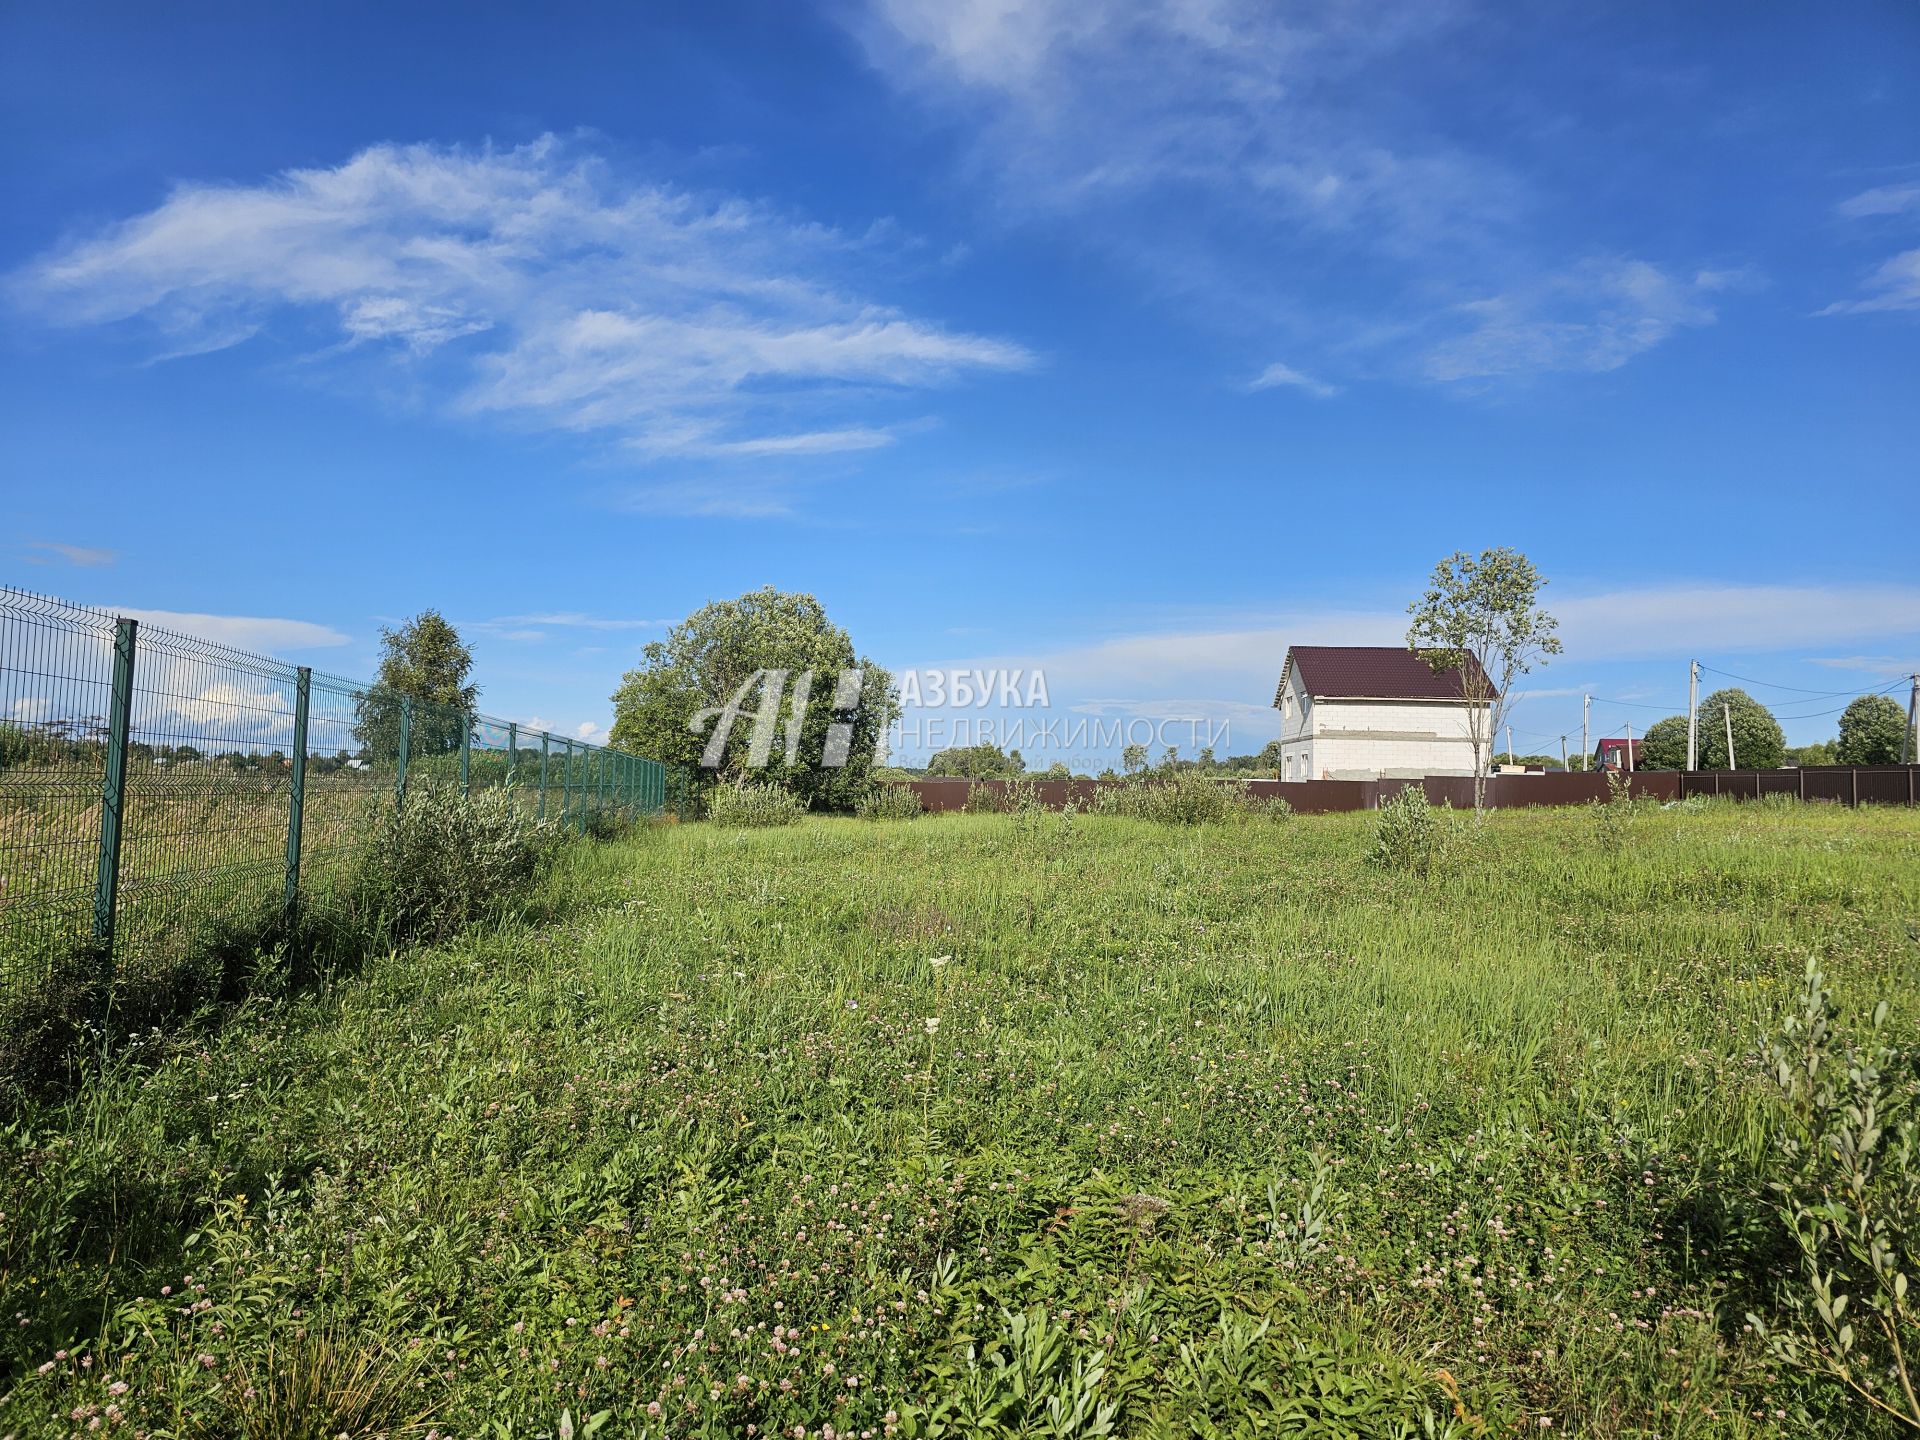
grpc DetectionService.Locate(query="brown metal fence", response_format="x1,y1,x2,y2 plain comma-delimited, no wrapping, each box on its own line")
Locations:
908,767,1918,814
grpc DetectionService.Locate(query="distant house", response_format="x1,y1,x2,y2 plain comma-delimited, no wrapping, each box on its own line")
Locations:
1594,738,1641,770
1272,645,1496,781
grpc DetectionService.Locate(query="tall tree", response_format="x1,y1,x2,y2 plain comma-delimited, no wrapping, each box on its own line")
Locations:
609,586,896,811
1638,715,1690,771
1696,688,1785,770
1835,693,1910,765
354,609,478,762
1406,547,1562,811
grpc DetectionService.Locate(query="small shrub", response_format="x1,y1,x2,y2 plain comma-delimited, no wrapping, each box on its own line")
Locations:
1095,773,1244,825
1243,793,1294,823
1749,959,1920,1429
1371,784,1441,875
963,783,1007,814
856,781,925,821
354,782,562,944
1592,770,1639,851
707,779,808,828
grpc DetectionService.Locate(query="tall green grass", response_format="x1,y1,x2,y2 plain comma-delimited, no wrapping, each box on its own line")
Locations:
5,802,1919,1436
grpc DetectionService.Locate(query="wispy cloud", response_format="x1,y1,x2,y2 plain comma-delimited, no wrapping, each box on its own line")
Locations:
1823,178,1920,316
12,136,1032,465
1248,362,1339,399
1821,249,1920,316
905,582,1920,719
24,540,117,567
850,0,1723,386
1837,182,1920,220
1419,259,1719,383
112,607,351,652
466,611,667,643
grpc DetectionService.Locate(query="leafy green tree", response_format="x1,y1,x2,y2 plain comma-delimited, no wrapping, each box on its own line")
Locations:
1697,688,1785,770
609,586,896,812
1785,741,1838,767
1835,693,1911,766
1121,743,1148,775
1637,715,1690,771
1406,547,1562,810
925,742,1025,779
355,610,478,763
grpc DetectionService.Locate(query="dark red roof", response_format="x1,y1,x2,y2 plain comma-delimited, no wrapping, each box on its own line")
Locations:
1273,646,1497,704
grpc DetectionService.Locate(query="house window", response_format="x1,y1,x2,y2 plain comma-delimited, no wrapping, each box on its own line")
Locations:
1283,755,1293,779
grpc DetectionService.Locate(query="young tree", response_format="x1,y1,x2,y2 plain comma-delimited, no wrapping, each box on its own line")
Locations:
1835,693,1910,765
1638,715,1690,771
1406,547,1562,811
609,586,896,811
1696,688,1785,770
1120,743,1148,775
354,609,478,762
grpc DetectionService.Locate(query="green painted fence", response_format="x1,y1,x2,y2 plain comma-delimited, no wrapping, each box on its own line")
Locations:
0,584,675,996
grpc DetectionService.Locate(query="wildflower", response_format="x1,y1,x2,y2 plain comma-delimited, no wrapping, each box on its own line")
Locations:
923,1017,941,1036
929,955,951,970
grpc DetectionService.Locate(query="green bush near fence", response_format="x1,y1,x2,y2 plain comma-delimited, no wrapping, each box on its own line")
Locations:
707,779,809,828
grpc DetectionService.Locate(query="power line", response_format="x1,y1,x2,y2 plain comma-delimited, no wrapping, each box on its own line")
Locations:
1696,663,1899,699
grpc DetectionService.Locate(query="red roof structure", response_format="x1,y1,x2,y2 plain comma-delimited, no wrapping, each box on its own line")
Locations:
1273,645,1497,705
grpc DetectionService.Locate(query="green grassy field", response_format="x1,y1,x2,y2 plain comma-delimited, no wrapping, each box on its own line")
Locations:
6,801,1920,1437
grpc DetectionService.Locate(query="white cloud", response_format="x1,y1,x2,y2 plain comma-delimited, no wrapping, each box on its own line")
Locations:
1820,248,1920,316
470,611,664,636
25,540,117,567
112,607,350,652
1823,179,1920,316
897,582,1920,730
1809,654,1920,677
14,136,1032,462
1837,182,1920,220
1248,362,1339,398
850,0,1716,385
1419,260,1718,383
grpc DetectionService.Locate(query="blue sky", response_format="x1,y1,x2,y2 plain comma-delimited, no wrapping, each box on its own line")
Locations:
3,1,1917,765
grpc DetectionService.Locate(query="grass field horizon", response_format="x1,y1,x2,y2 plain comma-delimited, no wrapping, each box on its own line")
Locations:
7,800,1920,1437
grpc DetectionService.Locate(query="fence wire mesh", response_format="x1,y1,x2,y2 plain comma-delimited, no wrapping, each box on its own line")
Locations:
1,585,672,998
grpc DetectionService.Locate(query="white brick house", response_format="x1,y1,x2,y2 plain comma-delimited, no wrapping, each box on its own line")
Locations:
1272,646,1495,781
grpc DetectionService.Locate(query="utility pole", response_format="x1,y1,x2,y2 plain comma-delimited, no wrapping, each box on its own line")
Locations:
1625,720,1635,772
1506,725,1514,766
1582,694,1591,773
1724,702,1737,771
1560,734,1569,771
1899,672,1920,766
1686,660,1699,771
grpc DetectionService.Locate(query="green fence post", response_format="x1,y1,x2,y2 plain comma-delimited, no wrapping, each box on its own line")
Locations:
460,713,472,796
92,616,138,956
563,739,574,829
507,721,518,794
284,666,310,929
396,695,413,809
539,733,550,821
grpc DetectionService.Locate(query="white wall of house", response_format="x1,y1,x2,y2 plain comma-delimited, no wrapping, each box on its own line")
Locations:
1276,671,1486,780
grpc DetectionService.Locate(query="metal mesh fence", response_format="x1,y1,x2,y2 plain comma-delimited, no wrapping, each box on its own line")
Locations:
1,585,673,998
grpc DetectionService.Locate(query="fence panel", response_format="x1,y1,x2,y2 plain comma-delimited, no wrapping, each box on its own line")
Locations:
1,585,674,1005
0,593,117,990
